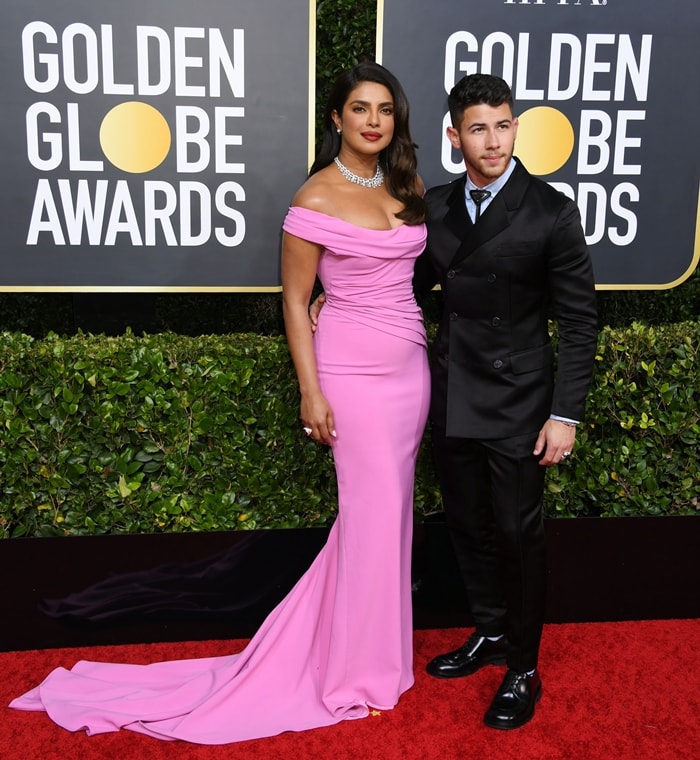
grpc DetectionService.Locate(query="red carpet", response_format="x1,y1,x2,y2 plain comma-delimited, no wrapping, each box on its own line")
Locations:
2,620,698,759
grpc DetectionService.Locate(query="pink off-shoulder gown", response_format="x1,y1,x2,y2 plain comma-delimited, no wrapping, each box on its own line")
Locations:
9,206,431,745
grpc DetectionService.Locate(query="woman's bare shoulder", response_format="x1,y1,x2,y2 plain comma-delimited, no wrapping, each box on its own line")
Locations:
291,167,339,214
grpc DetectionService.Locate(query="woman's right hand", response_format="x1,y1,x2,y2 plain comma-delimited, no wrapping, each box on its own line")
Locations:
301,390,336,445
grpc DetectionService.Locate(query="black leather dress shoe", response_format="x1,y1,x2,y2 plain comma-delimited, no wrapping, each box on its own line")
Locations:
484,669,542,729
426,633,508,679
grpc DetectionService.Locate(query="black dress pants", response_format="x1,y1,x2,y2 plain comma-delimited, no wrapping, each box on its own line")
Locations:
432,425,547,673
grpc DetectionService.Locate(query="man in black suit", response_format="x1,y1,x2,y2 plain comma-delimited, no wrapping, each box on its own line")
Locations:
414,73,598,729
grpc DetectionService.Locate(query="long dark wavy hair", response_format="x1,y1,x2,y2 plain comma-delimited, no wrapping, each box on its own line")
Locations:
310,61,426,225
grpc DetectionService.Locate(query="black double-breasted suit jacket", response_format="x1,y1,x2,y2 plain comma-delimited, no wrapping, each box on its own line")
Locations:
414,158,599,440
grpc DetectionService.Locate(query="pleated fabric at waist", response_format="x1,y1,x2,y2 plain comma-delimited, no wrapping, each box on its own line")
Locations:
321,299,427,348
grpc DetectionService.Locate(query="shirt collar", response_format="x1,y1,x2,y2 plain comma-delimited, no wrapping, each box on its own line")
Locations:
465,157,517,200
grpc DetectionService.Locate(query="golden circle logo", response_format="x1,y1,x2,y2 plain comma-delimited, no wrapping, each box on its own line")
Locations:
99,102,171,173
516,106,575,176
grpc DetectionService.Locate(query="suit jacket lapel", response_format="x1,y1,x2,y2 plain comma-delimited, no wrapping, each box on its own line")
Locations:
443,176,471,241
442,177,479,270
449,159,531,268
494,157,530,219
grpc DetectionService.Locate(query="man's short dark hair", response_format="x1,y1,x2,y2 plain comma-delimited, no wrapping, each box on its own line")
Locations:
448,73,514,127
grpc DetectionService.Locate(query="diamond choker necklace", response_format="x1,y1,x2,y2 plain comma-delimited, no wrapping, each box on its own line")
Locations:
334,156,384,189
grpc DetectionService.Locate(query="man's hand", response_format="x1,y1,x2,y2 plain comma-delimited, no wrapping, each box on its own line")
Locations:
308,293,326,333
533,419,577,466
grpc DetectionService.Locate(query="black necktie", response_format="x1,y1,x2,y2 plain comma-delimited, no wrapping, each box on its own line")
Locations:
470,189,491,222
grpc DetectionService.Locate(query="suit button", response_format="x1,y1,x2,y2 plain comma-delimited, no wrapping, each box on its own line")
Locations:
493,359,503,369
487,273,497,283
447,269,456,279
491,317,501,327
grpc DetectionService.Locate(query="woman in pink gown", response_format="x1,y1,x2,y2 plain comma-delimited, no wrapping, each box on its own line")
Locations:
10,62,430,745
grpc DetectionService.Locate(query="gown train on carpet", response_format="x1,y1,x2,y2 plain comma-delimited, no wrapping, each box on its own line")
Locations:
10,206,431,745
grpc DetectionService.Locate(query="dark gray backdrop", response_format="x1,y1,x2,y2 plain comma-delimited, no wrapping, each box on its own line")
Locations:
0,0,312,289
380,0,700,288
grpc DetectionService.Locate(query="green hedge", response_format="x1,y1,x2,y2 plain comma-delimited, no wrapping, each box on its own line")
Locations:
1,322,698,538
549,322,699,517
0,332,336,538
